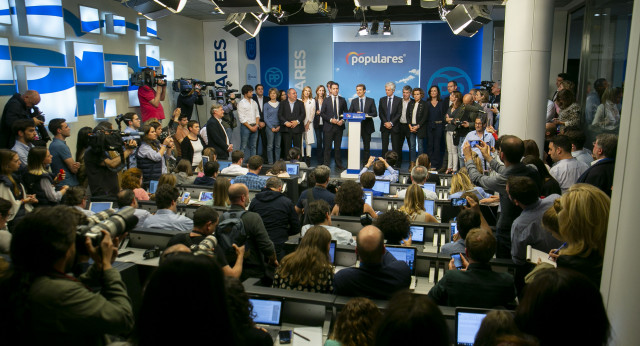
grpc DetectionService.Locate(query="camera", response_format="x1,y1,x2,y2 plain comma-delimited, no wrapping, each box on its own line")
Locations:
208,81,239,104
131,68,166,88
475,81,494,90
172,78,217,96
76,207,139,253
88,129,139,152
144,246,161,259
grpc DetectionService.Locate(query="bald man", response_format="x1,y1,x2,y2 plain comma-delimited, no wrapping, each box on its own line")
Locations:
227,183,278,282
334,225,411,299
1,90,48,148
278,88,305,152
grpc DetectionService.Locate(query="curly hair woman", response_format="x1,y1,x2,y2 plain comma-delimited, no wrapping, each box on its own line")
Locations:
326,297,382,346
331,180,377,219
121,168,149,201
272,226,334,293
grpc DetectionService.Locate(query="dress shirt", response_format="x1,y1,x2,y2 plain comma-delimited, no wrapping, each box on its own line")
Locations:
571,148,593,166
117,207,150,230
396,186,438,200
12,140,33,166
220,163,248,176
137,142,171,174
549,158,589,193
142,209,193,232
462,130,496,170
238,98,259,125
301,224,356,246
359,166,399,183
400,99,410,123
74,205,95,218
511,195,564,265
123,126,140,141
234,172,268,190
334,251,411,299
440,239,466,257
216,117,230,145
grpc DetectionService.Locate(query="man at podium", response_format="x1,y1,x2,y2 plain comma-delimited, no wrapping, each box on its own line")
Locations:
348,84,377,165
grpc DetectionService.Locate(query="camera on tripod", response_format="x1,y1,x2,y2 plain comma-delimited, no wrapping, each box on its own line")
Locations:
171,78,216,96
131,67,166,88
76,207,138,254
88,128,139,152
475,81,495,90
209,81,239,105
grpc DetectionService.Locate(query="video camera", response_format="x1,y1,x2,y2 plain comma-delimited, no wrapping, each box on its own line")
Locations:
474,81,495,90
171,78,217,97
76,207,138,255
209,81,239,105
88,128,140,152
131,67,167,88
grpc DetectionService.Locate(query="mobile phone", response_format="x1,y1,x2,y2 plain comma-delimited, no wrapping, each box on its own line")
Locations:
451,253,464,270
180,192,190,203
450,222,458,242
469,140,480,147
202,156,209,165
279,330,292,344
451,197,468,207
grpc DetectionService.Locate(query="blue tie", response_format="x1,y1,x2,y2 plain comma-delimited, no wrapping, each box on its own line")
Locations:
387,97,392,118
360,98,364,112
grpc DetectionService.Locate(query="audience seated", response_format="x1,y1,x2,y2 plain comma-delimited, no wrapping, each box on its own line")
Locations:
166,205,244,277
374,290,449,346
577,133,617,197
266,159,290,178
384,150,400,171
193,161,219,186
334,226,411,299
332,180,377,219
116,189,150,229
515,268,611,345
221,150,248,176
373,209,410,246
272,226,334,293
211,177,231,207
548,135,589,193
521,155,562,197
0,206,134,344
62,186,94,217
131,253,237,345
326,297,381,346
227,183,277,282
440,208,481,257
300,200,356,246
249,177,301,260
142,184,193,232
0,198,11,252
157,172,177,188
174,159,196,185
120,167,149,201
360,171,383,197
234,155,268,190
474,310,534,346
428,228,517,309
287,147,308,169
398,185,438,223
225,278,273,346
449,167,491,200
396,165,438,200
296,165,335,221
359,156,399,183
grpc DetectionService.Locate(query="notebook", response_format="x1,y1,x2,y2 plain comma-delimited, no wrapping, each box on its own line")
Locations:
386,245,418,290
199,191,213,202
285,163,299,176
424,200,435,215
455,308,490,346
526,245,557,267
89,202,112,213
149,180,158,194
363,191,373,207
250,298,283,341
372,180,390,194
409,225,424,243
218,160,232,171
329,240,337,265
423,183,436,193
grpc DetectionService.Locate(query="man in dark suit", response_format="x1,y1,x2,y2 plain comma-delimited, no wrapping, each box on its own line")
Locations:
206,103,233,159
577,133,617,197
443,81,458,108
348,84,377,164
252,84,270,162
278,88,305,152
378,82,403,168
321,82,348,170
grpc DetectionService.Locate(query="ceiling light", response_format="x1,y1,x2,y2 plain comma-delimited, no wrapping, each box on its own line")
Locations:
420,0,439,9
370,20,379,34
152,0,187,13
370,6,387,11
304,0,320,14
358,21,369,36
223,12,267,40
383,19,392,35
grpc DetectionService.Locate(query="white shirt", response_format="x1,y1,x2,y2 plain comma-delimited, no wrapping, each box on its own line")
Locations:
400,99,410,123
411,101,420,124
237,98,259,125
301,224,356,246
191,137,203,166
549,158,589,193
397,186,438,200
217,117,230,145
221,163,248,176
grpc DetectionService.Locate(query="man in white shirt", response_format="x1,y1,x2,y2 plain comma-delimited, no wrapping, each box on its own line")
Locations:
237,85,260,159
397,85,412,161
548,135,589,193
396,165,438,200
300,199,356,246
563,126,593,166
220,150,249,176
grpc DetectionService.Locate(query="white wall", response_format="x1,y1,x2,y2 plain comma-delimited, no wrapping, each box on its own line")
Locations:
548,9,569,97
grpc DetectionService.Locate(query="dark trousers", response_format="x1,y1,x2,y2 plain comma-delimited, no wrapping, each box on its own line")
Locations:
399,124,411,161
427,126,444,168
390,131,402,168
361,131,372,163
381,129,392,158
282,132,302,152
258,126,268,161
314,127,324,160
323,130,343,166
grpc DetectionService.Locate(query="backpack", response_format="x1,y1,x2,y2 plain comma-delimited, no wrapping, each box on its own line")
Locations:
215,210,248,264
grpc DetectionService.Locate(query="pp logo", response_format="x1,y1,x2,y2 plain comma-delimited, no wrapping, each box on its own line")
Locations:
264,67,283,87
427,67,472,96
245,38,257,60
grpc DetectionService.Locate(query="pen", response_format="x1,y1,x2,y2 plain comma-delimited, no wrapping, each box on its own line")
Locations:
549,242,567,259
293,331,310,342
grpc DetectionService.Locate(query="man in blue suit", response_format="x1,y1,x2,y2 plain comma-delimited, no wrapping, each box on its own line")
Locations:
378,82,403,168
349,84,377,165
321,82,348,171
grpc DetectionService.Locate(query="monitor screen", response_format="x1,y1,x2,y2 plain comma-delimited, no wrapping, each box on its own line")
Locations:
249,299,282,325
363,191,373,207
90,202,112,213
385,246,416,273
199,191,213,202
424,200,435,215
409,225,424,243
372,180,390,194
423,183,436,193
456,310,488,345
285,163,299,176
329,240,336,264
149,180,158,194
218,161,232,171
450,222,458,242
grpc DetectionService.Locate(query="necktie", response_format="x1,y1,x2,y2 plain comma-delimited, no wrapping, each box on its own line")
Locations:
360,98,364,113
387,97,392,117
333,97,338,119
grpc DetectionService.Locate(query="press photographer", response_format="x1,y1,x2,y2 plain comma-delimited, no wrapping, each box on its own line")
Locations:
174,78,204,120
133,68,167,122
0,90,50,149
84,126,137,197
0,205,135,345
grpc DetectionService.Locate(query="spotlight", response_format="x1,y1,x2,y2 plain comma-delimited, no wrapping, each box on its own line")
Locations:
223,12,267,40
382,19,392,35
358,21,369,36
152,0,187,13
444,4,491,37
370,20,379,34
304,0,320,14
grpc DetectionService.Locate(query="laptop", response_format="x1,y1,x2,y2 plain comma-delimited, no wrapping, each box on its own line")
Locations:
363,191,373,207
249,298,284,341
89,202,113,213
285,163,299,176
218,160,232,171
423,183,436,193
450,222,458,243
455,307,490,346
149,180,158,194
199,191,213,202
424,200,435,215
408,225,424,244
329,240,337,265
372,180,390,195
385,245,418,290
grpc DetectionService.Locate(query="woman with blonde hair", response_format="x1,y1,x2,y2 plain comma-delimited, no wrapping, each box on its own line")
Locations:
399,184,438,223
121,168,149,201
449,168,491,199
326,297,382,346
314,85,327,160
272,226,334,293
301,85,316,165
212,177,231,207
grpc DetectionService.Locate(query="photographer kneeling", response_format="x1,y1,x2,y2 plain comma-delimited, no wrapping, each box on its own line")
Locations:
0,206,134,345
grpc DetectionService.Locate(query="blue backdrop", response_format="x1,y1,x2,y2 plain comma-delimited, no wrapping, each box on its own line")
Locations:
259,26,289,92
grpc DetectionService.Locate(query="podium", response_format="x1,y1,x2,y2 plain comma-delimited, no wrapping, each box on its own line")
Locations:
341,112,366,178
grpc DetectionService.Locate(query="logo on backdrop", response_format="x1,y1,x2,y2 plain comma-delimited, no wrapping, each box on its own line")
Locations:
345,51,405,66
246,38,256,60
427,67,471,96
264,67,283,87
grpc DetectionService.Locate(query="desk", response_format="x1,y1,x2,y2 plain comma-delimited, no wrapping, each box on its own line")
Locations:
116,247,160,267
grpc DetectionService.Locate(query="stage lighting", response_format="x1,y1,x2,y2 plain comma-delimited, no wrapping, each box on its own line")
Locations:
223,12,267,40
370,20,379,34
304,0,320,14
382,19,392,35
445,4,491,37
152,0,187,13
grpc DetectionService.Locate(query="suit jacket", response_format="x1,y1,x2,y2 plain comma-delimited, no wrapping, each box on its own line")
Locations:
577,158,615,197
406,100,428,138
378,95,403,133
321,95,348,133
206,116,229,158
252,94,269,121
278,99,306,133
348,97,377,134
